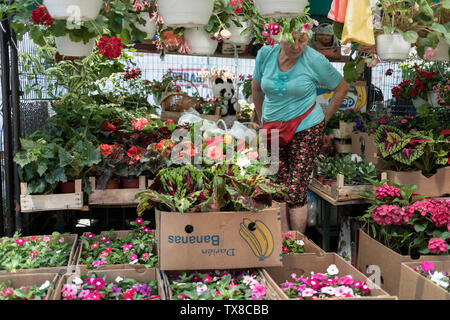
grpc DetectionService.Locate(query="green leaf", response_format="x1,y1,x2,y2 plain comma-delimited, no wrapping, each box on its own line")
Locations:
414,223,426,233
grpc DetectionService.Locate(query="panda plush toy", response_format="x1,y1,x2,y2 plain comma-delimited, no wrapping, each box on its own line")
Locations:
212,77,240,127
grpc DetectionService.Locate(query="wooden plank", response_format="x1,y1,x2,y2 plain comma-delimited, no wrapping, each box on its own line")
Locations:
88,177,147,206
310,177,373,203
309,184,369,206
20,179,84,212
20,193,83,213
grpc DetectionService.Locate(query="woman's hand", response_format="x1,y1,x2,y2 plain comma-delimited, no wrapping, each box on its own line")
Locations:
324,78,351,124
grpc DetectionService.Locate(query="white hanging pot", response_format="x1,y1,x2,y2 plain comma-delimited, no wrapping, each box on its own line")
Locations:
427,91,440,107
125,12,157,40
184,27,218,56
411,96,428,109
428,38,449,61
254,0,308,18
376,33,411,61
158,0,214,28
43,0,103,21
55,35,95,57
224,17,252,45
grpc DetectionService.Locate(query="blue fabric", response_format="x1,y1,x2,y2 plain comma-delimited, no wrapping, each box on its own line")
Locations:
253,44,342,132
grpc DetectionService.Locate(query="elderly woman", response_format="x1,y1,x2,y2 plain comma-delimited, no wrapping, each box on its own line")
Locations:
252,31,350,233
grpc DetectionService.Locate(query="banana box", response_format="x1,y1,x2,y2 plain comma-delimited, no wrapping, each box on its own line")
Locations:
155,203,282,270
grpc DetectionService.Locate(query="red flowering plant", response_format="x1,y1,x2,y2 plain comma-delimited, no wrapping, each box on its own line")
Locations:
60,272,160,300
78,218,158,270
281,264,371,299
392,64,448,102
359,180,450,256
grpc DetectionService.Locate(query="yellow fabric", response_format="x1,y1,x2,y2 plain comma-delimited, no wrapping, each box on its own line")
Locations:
327,0,349,23
341,0,375,46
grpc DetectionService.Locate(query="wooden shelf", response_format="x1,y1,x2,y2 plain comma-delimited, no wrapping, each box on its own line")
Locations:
132,43,349,63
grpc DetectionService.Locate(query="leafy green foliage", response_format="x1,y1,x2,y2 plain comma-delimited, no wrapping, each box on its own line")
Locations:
317,154,377,185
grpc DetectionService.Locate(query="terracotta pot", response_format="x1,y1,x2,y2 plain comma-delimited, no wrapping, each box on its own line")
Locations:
122,178,140,189
60,181,75,194
96,179,121,190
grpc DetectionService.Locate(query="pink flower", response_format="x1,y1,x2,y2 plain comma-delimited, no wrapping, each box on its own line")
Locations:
100,236,108,242
282,233,293,239
105,246,112,252
420,261,435,273
62,284,78,298
423,47,436,60
379,118,386,124
15,238,26,245
91,243,99,249
92,259,107,268
129,254,138,261
375,185,401,200
338,275,354,286
135,218,143,224
42,236,50,242
104,240,112,245
248,151,259,160
29,251,39,259
99,251,109,258
2,288,13,297
428,238,448,254
82,290,104,300
139,225,146,230
86,233,95,239
132,118,149,131
93,278,105,290
249,282,266,299
142,253,149,260
144,228,150,233
282,246,289,253
371,205,406,226
203,274,213,283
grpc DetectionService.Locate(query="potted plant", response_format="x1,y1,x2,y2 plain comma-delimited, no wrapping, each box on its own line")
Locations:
43,0,103,21
183,27,218,55
148,71,185,105
253,0,308,18
157,0,215,28
391,63,449,108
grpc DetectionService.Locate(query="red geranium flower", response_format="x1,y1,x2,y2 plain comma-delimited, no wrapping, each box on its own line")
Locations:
104,123,117,131
127,145,138,158
31,5,53,26
97,36,124,60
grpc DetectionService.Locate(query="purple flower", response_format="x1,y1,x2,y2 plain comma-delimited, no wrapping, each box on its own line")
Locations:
111,286,122,294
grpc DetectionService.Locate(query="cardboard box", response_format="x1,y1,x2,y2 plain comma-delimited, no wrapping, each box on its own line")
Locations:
0,234,78,275
0,273,59,300
399,259,450,300
356,229,449,296
156,203,282,270
53,267,166,300
162,268,281,300
317,81,368,112
284,231,325,255
351,132,379,166
74,230,158,270
383,166,450,198
262,253,395,300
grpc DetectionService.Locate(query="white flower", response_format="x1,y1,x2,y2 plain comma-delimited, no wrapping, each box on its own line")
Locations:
320,286,335,295
39,280,50,291
115,276,123,283
327,264,339,276
302,288,316,297
351,154,363,163
72,277,83,285
243,275,258,286
129,259,138,265
431,271,445,282
196,284,208,296
296,240,304,246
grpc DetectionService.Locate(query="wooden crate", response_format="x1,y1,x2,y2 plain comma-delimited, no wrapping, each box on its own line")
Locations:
88,176,147,206
310,173,374,202
20,180,83,213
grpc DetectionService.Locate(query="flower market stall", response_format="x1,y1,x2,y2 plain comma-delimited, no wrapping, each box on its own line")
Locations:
0,0,448,307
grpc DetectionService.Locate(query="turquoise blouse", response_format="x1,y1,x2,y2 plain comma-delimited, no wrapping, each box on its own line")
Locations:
253,44,342,132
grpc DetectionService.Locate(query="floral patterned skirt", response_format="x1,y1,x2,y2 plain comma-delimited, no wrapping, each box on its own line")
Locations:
275,121,324,208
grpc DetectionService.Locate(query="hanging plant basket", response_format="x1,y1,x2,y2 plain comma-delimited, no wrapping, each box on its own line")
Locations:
55,35,95,57
253,0,308,18
224,17,252,45
43,0,103,21
428,38,449,62
427,91,440,107
158,0,214,28
184,27,218,56
376,33,411,61
126,12,157,40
